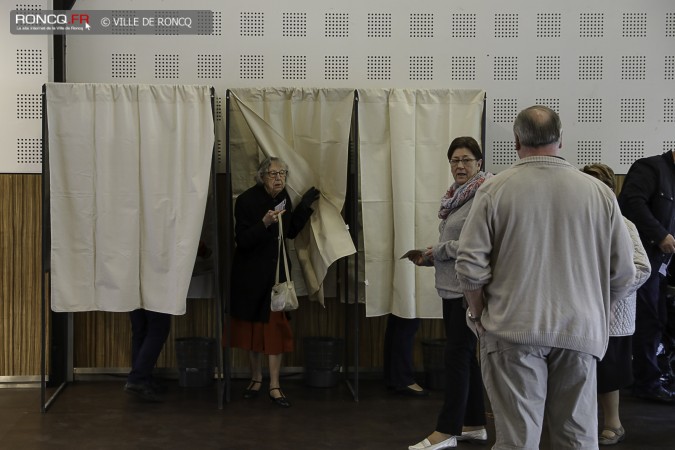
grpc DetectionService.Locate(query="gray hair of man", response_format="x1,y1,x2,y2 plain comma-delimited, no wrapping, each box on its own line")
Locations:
513,105,562,148
255,156,289,184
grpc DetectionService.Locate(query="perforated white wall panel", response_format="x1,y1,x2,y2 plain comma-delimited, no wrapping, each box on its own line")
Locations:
0,1,50,173
58,0,675,173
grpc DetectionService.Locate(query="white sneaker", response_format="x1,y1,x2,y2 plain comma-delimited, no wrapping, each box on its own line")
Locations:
408,436,457,450
456,428,488,442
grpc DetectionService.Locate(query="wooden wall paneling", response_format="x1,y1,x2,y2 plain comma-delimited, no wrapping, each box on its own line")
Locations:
73,311,131,368
1,175,13,374
73,298,219,370
0,174,42,376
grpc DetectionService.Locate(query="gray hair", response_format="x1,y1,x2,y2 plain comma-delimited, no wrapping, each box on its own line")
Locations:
255,156,289,184
513,105,562,148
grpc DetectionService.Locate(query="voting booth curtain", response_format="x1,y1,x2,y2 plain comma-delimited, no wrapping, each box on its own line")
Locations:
229,88,357,304
46,84,482,319
46,83,214,315
358,89,485,318
227,87,484,317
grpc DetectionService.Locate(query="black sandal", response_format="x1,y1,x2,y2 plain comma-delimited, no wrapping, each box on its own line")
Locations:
243,379,262,399
269,387,291,408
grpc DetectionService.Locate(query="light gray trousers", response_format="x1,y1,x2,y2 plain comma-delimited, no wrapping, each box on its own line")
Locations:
480,333,599,450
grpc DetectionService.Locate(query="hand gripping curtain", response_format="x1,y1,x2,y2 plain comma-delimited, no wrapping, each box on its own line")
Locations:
47,83,214,315
230,88,356,304
358,89,485,318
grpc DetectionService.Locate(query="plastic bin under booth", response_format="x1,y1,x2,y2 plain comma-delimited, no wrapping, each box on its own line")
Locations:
303,337,344,388
175,337,215,388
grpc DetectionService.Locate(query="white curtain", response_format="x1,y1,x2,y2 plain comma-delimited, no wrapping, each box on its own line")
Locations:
229,88,356,304
358,88,485,318
47,83,214,315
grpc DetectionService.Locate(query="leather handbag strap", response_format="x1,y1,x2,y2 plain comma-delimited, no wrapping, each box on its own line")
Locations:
274,214,291,284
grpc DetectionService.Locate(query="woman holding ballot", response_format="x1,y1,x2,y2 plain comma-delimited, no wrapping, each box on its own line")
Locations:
229,156,319,408
407,137,492,450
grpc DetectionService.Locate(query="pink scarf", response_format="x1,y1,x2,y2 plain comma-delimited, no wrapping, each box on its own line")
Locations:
438,171,493,220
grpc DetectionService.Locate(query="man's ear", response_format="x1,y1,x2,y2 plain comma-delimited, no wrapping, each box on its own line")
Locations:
514,135,521,151
559,131,563,149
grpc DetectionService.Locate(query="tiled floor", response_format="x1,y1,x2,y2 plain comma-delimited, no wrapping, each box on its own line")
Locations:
1,376,674,449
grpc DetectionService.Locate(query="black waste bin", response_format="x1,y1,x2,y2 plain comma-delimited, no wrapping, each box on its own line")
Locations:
303,337,344,388
175,337,215,388
422,338,446,390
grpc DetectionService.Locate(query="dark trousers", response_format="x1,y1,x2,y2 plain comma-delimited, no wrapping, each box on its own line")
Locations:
436,298,486,435
383,314,420,388
128,309,171,385
632,271,668,390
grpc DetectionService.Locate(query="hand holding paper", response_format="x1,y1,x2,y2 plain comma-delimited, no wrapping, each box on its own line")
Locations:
401,247,434,266
400,249,424,260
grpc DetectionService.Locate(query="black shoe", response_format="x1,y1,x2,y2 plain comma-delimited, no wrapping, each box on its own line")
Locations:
243,379,262,399
269,388,291,408
395,385,430,397
124,382,163,403
632,385,675,403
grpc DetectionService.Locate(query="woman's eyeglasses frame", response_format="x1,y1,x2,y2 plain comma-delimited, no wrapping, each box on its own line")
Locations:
449,158,477,167
266,170,288,178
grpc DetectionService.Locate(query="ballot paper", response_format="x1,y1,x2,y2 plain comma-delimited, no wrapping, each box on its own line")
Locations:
400,249,425,260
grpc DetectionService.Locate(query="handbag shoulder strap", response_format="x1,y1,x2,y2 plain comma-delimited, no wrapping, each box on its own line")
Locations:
274,214,292,284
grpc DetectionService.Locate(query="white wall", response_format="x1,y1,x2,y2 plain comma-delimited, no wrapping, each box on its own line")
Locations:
3,0,674,174
1,1,50,174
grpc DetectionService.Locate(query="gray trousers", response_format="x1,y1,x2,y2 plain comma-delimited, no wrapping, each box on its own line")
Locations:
480,333,598,450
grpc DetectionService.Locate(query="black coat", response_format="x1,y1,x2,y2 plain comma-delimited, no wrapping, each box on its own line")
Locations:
230,184,313,323
618,151,675,267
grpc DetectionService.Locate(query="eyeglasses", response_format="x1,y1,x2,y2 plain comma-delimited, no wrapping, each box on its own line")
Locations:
449,158,477,167
266,170,288,178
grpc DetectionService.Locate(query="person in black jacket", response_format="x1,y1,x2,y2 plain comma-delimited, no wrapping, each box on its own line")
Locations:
618,150,675,403
229,156,319,408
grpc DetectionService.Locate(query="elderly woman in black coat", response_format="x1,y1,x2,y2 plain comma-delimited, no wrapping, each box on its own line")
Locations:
230,156,319,408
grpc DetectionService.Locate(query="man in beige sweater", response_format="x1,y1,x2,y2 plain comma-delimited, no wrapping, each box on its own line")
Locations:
455,105,636,449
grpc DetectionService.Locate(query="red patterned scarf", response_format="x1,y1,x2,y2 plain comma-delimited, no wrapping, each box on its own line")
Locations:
438,171,493,219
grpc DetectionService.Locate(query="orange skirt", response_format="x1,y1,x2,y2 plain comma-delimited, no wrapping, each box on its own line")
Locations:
228,312,294,355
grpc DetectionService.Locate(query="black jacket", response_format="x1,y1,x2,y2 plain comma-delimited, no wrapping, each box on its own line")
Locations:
618,151,675,267
230,184,313,322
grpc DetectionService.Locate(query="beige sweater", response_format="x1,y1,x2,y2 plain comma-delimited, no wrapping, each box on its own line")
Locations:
456,156,636,359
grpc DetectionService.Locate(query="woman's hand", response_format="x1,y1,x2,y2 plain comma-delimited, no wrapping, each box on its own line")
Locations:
423,246,434,264
301,186,321,208
658,234,675,253
475,320,486,337
263,209,284,227
402,249,427,265
408,247,434,265
412,247,434,265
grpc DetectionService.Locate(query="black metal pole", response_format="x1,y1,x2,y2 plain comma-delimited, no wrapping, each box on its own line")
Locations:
41,15,71,410
40,85,48,413
342,91,360,401
481,94,487,170
221,90,234,404
352,90,360,402
209,87,226,409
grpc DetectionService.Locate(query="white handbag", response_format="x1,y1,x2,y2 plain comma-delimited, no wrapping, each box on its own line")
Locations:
270,214,299,312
